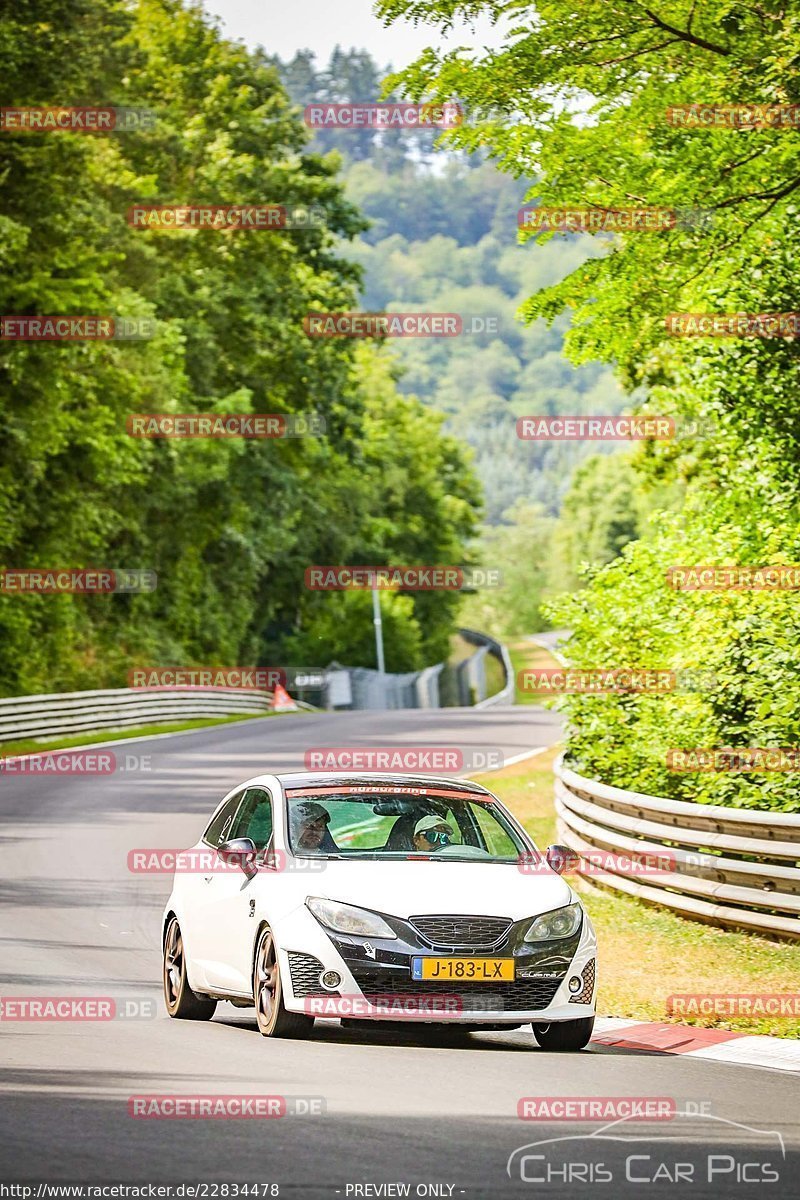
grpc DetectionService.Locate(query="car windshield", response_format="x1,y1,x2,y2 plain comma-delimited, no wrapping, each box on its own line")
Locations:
284,786,534,862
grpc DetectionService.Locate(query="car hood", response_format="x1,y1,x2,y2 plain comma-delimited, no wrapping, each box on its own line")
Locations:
293,857,573,921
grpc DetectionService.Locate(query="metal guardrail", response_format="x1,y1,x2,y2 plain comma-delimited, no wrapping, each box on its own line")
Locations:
555,754,800,940
0,687,277,745
0,630,514,741
324,630,512,710
458,628,514,708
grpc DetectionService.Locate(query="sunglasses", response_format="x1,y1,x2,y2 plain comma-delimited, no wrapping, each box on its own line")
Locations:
421,829,451,846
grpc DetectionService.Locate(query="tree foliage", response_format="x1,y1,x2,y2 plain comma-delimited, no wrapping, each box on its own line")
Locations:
380,0,800,808
0,1,480,693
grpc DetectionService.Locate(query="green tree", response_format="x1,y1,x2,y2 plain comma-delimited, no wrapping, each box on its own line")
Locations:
378,0,800,808
379,1,800,456
284,589,424,672
553,453,644,589
0,0,482,695
459,500,557,638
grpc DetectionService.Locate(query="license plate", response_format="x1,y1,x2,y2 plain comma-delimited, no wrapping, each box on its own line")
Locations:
411,957,514,982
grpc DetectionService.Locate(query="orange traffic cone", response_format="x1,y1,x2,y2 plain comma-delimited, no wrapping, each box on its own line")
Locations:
271,683,298,712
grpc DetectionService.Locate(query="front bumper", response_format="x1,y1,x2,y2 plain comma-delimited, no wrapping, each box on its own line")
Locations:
278,904,597,1024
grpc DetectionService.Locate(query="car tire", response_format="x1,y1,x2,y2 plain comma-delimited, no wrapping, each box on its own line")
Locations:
163,916,217,1020
253,925,314,1039
532,1016,595,1051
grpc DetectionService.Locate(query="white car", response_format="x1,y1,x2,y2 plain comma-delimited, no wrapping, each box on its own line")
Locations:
162,772,598,1048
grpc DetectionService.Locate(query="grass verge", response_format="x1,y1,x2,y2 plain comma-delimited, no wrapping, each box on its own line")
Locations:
475,746,800,1039
507,638,561,705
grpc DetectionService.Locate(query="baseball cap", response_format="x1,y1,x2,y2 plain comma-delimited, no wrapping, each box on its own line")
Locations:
414,815,453,837
294,801,330,824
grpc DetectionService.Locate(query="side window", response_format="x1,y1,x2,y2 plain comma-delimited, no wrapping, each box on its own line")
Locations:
203,792,244,848
229,787,274,851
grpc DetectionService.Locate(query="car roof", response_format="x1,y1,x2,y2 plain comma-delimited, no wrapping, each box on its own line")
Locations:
272,771,493,795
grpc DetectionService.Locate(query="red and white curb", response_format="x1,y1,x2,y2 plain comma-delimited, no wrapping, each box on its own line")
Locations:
592,1016,800,1073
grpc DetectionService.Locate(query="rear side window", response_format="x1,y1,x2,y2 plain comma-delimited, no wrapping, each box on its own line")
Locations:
203,792,244,847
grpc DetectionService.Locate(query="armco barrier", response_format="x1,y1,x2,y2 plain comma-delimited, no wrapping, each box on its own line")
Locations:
0,629,514,739
0,686,276,745
555,754,800,939
324,630,512,711
458,628,514,708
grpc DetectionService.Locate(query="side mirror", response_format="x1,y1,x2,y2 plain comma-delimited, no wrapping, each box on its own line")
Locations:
218,837,258,879
545,844,581,876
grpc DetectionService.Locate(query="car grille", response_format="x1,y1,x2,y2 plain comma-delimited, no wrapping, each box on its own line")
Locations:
575,958,595,1004
359,973,561,1012
409,914,513,948
287,951,339,997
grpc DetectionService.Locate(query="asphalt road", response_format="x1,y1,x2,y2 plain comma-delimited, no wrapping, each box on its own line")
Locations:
0,705,797,1198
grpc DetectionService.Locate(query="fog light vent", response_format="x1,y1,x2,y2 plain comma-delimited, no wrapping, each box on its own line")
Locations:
574,958,596,1004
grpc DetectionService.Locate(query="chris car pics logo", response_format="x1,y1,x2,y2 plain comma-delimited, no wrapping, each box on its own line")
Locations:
507,1112,784,1186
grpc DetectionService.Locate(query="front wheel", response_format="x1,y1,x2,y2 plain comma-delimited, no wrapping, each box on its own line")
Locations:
253,926,314,1039
532,1016,594,1051
163,916,217,1020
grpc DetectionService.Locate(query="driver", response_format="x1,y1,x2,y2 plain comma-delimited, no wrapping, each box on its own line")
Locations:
292,801,338,853
412,815,454,853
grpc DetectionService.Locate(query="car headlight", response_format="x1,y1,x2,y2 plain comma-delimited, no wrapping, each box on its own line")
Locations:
306,896,397,940
524,902,583,942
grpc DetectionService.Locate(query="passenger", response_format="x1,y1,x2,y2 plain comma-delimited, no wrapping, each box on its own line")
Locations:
411,815,454,853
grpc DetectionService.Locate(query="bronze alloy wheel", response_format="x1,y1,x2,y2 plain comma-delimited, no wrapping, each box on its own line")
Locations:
162,916,217,1020
253,925,314,1039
